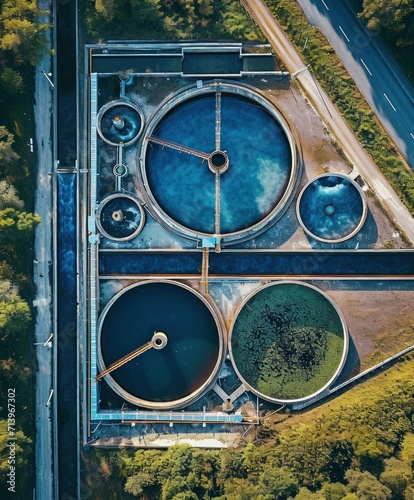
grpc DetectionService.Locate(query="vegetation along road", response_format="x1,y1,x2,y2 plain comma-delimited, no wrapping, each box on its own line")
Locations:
242,0,414,243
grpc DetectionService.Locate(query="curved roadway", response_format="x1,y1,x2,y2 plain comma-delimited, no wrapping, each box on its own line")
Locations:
241,0,414,243
296,0,414,168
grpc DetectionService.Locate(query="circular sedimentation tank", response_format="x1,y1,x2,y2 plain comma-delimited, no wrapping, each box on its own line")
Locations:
139,82,298,244
97,100,144,146
297,174,367,243
97,281,225,409
96,193,145,241
229,281,348,404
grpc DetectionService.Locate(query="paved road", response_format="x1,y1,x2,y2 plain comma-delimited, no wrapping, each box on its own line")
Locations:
241,0,414,243
296,0,414,168
34,1,54,499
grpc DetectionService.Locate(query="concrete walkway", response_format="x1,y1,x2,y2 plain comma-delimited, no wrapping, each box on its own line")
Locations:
34,1,54,498
242,0,414,244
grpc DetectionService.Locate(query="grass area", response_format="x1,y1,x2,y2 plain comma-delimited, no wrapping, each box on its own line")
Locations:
270,352,414,432
264,0,414,217
231,283,345,400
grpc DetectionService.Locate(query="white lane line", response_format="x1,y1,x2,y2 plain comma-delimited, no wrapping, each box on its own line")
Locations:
360,58,372,76
339,26,350,42
321,0,329,10
384,93,397,112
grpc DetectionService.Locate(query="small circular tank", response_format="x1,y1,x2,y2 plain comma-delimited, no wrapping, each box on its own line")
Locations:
97,193,145,241
297,174,367,243
229,281,348,404
97,100,144,146
97,280,225,409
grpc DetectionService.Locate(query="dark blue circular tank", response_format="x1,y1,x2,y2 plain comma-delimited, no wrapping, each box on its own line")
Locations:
97,101,143,146
97,193,145,241
98,281,224,408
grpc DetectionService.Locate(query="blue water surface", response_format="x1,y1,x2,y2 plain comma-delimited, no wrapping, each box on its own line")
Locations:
101,104,141,144
146,94,292,234
100,197,142,238
99,251,414,276
299,176,365,240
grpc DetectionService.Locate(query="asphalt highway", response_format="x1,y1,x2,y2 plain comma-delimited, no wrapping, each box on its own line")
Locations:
296,0,414,168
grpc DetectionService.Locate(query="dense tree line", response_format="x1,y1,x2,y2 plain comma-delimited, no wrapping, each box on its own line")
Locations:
0,0,48,497
81,356,414,499
0,0,50,66
82,0,263,42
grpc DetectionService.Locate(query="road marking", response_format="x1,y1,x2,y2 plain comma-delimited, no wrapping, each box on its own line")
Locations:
321,0,329,10
360,58,372,76
383,93,397,112
339,26,350,42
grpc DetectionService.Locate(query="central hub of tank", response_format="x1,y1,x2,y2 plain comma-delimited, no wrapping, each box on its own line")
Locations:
208,150,229,174
151,331,168,350
324,203,336,216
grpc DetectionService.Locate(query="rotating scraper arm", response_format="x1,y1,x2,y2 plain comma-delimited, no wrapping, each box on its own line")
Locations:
95,341,152,382
95,331,168,382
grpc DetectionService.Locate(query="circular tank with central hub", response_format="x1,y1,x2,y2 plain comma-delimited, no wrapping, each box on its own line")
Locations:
96,193,145,241
97,280,225,409
139,82,299,244
297,174,367,243
97,99,144,146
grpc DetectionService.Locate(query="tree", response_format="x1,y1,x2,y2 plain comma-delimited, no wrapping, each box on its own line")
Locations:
219,448,248,481
0,181,24,209
399,433,414,468
345,469,392,500
258,466,298,499
0,126,19,177
359,0,414,48
380,457,412,499
293,487,318,500
198,0,213,17
0,293,31,339
171,493,198,500
220,477,259,499
0,67,23,94
318,482,352,500
161,477,195,500
0,207,41,241
404,486,414,500
0,419,32,493
0,0,50,64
